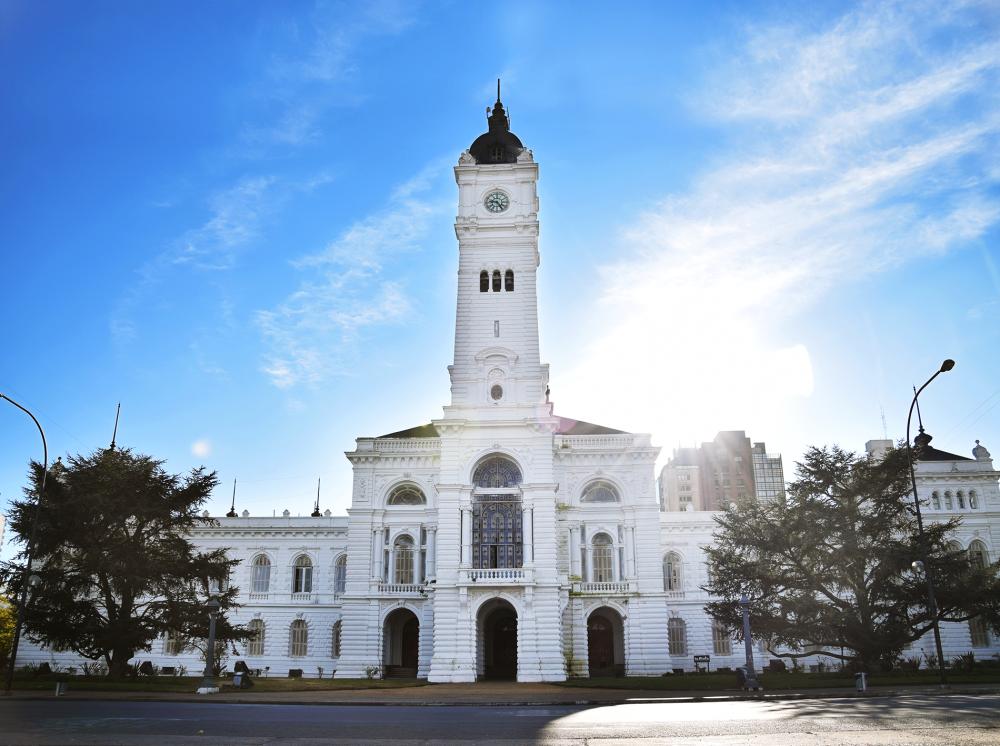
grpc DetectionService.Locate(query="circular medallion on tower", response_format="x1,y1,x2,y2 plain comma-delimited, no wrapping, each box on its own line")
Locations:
484,190,509,213
490,384,504,401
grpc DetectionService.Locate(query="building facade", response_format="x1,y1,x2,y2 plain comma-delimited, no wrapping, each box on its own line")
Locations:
15,96,1000,680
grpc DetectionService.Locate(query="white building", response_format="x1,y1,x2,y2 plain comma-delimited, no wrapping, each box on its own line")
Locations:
16,94,1000,680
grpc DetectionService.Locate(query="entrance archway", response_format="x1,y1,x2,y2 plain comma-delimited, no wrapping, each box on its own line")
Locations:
383,608,419,676
587,606,624,677
477,598,518,680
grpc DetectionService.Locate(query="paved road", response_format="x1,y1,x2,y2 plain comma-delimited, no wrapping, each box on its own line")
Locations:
1,693,998,745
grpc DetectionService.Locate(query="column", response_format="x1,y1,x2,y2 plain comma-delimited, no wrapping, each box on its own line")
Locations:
461,508,472,567
371,529,380,580
569,526,580,578
414,524,424,584
428,527,437,579
388,541,395,584
583,524,593,583
625,526,636,579
523,505,534,565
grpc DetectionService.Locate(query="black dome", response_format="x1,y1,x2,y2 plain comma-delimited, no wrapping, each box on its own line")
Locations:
469,90,523,164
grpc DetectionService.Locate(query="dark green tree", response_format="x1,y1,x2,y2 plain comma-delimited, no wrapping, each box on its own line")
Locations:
704,444,1000,671
0,448,248,677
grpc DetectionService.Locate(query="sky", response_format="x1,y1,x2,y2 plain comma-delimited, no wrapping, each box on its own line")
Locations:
1,0,999,554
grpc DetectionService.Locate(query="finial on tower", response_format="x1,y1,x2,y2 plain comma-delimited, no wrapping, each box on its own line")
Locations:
311,477,322,517
110,402,121,450
226,478,238,517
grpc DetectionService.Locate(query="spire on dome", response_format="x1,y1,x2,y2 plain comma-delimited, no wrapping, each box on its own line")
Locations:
469,78,523,164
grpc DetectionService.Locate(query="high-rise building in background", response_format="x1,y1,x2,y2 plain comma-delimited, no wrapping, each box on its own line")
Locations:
659,431,785,511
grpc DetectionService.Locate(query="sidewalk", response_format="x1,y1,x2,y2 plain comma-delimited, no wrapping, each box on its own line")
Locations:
6,681,1000,707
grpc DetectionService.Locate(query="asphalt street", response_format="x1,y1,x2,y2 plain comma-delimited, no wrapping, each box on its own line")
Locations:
0,693,998,745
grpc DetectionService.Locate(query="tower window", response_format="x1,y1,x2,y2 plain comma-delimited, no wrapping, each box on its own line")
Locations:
490,384,504,401
492,270,501,292
491,145,505,162
480,271,489,292
494,320,500,337
505,270,514,291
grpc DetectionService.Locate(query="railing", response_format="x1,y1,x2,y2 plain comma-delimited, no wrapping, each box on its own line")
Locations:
459,567,532,584
573,581,634,595
291,592,313,602
370,438,441,452
376,582,424,595
247,592,268,601
664,590,686,599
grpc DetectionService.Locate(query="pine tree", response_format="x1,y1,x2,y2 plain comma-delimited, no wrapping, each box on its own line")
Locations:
704,444,1000,671
1,448,247,677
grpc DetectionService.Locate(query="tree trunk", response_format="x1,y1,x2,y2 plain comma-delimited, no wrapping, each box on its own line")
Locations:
108,646,134,678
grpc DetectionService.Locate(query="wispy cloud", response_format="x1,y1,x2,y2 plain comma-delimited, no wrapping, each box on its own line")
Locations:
257,161,449,388
559,0,1000,440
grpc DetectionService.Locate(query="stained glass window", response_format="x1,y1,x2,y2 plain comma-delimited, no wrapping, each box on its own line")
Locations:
394,536,415,584
969,540,989,570
473,497,523,569
663,552,682,591
581,481,620,503
472,456,522,489
388,485,426,506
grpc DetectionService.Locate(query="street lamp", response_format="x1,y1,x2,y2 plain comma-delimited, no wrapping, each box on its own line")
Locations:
905,358,954,687
198,597,222,693
739,595,762,691
1,393,48,696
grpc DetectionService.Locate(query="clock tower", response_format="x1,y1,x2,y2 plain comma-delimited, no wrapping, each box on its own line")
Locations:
445,87,549,421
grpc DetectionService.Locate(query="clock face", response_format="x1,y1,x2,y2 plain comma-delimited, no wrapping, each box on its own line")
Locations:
484,190,510,213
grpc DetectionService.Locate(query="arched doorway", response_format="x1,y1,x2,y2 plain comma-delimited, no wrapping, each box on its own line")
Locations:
588,606,624,677
478,598,518,680
383,608,419,677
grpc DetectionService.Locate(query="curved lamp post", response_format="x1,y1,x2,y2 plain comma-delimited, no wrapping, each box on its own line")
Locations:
1,393,48,695
905,359,954,687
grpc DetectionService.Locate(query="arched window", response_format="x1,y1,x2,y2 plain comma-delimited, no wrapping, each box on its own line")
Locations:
289,620,308,657
251,554,271,594
293,555,313,594
334,555,347,595
970,490,979,509
969,540,989,570
164,629,182,656
331,620,342,657
581,481,620,503
387,485,426,506
480,270,489,292
668,618,687,656
712,620,732,656
504,270,514,291
944,491,954,510
247,619,265,656
394,535,415,584
931,491,941,511
970,617,991,648
592,533,614,582
492,270,501,292
663,552,682,591
472,455,522,488
957,490,966,509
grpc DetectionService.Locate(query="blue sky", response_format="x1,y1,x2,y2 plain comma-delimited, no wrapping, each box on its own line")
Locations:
2,0,999,550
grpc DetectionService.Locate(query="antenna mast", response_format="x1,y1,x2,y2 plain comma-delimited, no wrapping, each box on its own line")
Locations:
226,478,238,517
311,477,322,517
110,402,121,449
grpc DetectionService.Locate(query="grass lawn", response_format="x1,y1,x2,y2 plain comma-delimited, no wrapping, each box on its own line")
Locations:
557,670,1000,691
11,674,426,693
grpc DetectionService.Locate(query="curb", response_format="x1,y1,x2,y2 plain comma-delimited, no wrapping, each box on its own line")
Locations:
5,686,1000,708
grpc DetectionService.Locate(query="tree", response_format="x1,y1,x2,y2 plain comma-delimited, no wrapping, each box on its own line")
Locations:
0,595,14,671
0,448,248,677
704,444,1000,671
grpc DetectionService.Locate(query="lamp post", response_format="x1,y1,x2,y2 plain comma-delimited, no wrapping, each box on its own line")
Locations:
1,393,48,696
198,597,222,693
905,358,954,687
739,595,762,691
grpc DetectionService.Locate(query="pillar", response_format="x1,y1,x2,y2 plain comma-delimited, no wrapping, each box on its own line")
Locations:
461,508,472,567
524,505,534,565
414,524,424,584
428,527,437,579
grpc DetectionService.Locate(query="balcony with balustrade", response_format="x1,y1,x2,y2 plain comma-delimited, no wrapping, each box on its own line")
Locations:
571,580,636,595
458,566,534,586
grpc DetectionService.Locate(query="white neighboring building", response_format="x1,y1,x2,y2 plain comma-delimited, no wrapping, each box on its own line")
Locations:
14,95,1000,679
